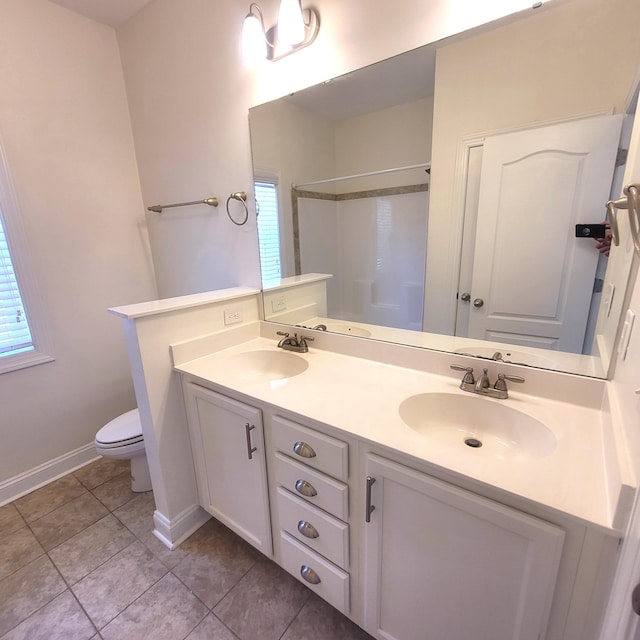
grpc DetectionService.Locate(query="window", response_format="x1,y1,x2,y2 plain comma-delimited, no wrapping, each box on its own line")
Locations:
0,142,53,374
254,179,282,286
0,211,34,357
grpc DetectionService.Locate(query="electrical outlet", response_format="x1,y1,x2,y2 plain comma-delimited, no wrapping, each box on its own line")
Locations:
271,296,287,313
224,309,242,325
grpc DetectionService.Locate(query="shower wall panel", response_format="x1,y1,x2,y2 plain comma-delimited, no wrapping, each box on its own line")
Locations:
298,191,428,329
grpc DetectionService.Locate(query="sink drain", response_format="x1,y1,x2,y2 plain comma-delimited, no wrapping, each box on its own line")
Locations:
464,438,483,448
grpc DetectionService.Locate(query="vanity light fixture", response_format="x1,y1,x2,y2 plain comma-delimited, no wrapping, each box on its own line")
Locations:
242,0,320,62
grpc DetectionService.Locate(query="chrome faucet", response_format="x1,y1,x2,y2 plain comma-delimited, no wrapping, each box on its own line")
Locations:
474,368,491,392
277,331,314,353
450,364,524,400
491,351,504,361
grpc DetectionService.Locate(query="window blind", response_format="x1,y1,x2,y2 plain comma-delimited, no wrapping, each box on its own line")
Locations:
0,208,34,356
255,181,282,286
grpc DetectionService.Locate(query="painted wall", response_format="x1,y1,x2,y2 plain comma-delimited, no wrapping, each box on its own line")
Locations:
334,98,434,192
0,0,157,490
249,99,336,278
424,0,640,335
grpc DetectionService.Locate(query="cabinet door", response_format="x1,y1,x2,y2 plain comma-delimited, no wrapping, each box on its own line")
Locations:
363,454,564,640
183,381,272,555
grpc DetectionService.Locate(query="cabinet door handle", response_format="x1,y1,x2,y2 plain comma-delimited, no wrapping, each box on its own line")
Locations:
293,441,317,459
365,475,376,523
300,565,321,585
244,423,257,460
295,479,318,497
297,520,320,539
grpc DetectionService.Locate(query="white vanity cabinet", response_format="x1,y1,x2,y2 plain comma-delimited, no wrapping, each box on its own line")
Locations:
177,371,617,640
362,453,565,640
182,380,272,554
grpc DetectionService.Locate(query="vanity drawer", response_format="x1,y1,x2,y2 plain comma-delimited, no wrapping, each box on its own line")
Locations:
280,531,350,615
277,486,349,569
273,452,348,520
271,415,348,481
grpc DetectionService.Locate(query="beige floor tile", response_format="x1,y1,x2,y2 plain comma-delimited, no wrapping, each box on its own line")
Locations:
112,491,155,537
49,514,135,584
282,594,374,640
90,471,135,511
14,475,87,523
0,555,66,636
1,590,96,640
172,519,260,608
214,558,310,640
185,613,239,640
113,492,186,568
74,458,129,491
72,540,168,629
100,573,208,640
0,504,26,536
29,493,109,551
0,525,44,580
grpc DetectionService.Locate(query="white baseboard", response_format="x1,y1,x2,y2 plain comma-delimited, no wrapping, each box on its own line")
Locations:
0,443,99,507
153,504,211,549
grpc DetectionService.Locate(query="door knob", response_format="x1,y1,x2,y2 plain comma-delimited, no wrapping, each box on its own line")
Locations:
460,293,471,302
473,298,484,308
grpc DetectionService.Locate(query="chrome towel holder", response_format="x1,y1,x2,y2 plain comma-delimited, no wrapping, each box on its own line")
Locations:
607,183,640,255
146,191,250,226
146,197,219,213
226,192,249,226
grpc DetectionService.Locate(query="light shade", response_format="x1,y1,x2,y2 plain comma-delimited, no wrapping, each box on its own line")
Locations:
277,0,305,46
242,10,267,61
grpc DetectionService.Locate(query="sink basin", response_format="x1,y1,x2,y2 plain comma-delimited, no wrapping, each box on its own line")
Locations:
453,346,558,368
223,350,308,381
326,323,371,338
399,393,556,460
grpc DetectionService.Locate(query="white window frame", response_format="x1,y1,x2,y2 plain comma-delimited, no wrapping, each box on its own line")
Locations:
0,139,54,374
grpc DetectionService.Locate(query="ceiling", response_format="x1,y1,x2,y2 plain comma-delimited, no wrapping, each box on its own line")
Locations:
48,0,155,27
283,44,437,121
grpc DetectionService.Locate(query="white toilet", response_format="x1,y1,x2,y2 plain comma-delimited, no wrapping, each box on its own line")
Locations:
94,408,152,492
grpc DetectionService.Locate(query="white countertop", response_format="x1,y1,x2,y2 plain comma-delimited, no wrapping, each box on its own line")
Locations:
174,334,629,533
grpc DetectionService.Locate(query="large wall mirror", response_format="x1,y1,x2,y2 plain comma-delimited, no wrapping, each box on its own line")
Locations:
249,0,640,378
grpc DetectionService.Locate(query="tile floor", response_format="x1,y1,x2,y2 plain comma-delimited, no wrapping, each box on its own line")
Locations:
0,458,374,640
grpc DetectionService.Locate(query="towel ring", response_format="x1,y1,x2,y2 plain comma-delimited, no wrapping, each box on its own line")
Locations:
226,192,249,226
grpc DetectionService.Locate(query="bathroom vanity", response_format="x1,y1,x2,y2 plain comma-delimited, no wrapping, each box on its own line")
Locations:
172,321,631,640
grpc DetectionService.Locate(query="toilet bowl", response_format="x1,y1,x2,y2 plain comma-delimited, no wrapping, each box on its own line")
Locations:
95,408,152,492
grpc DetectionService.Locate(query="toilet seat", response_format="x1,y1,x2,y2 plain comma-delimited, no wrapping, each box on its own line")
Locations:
95,408,143,448
94,408,151,492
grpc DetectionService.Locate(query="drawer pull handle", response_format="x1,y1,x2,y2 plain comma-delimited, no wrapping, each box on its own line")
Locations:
365,475,376,523
295,479,318,497
244,423,257,460
293,441,317,459
297,520,320,539
300,565,321,585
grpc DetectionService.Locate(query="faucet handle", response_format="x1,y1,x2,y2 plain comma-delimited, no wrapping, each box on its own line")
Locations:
450,364,475,385
494,372,525,391
298,334,314,346
276,331,290,337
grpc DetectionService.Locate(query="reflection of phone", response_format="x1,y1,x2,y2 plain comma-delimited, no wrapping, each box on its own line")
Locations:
575,224,608,238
